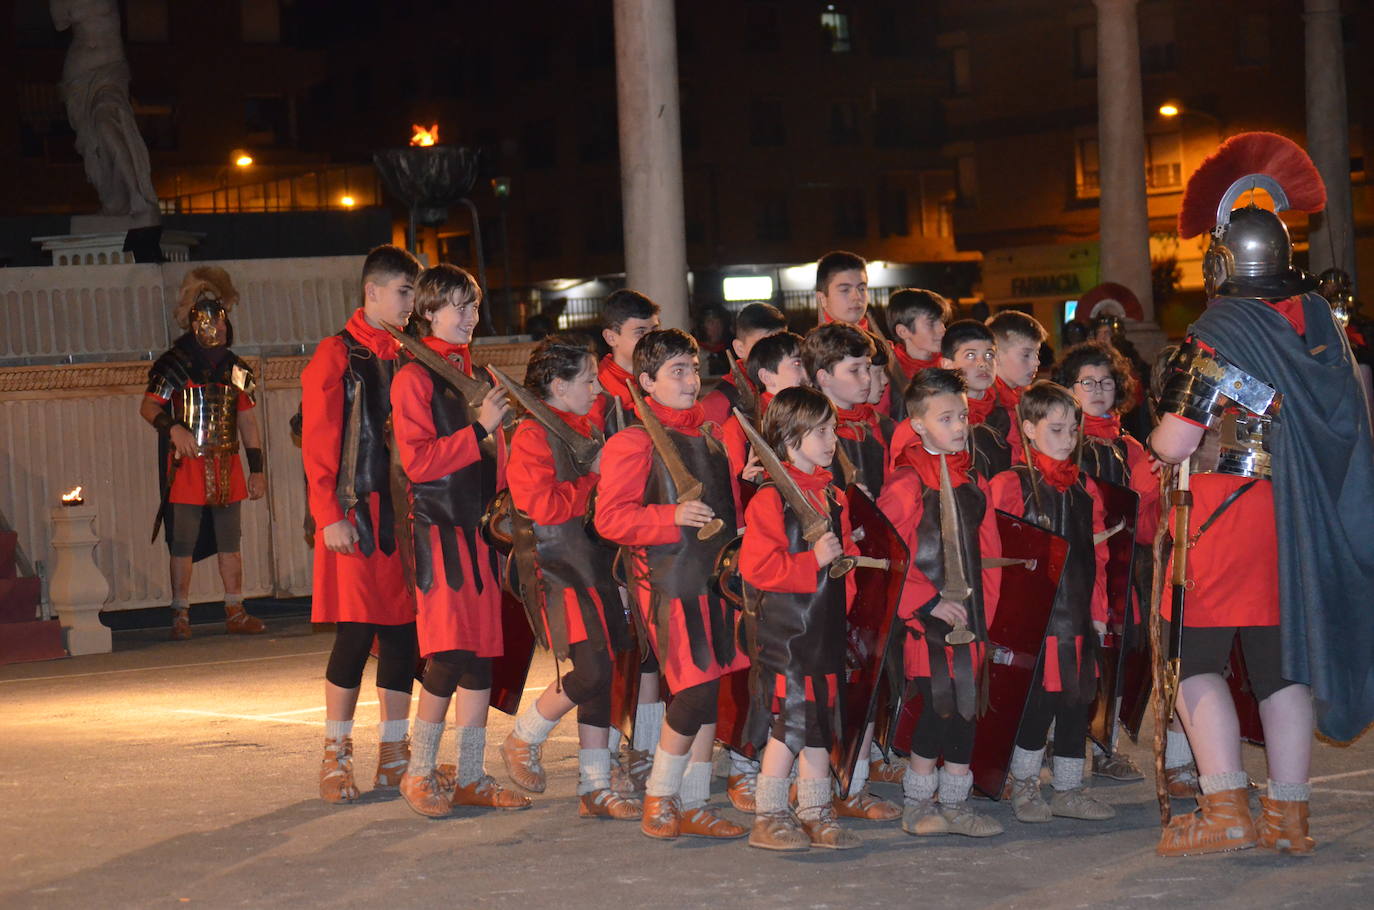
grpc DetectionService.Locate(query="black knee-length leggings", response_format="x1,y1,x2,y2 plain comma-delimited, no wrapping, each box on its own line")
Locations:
325,621,418,693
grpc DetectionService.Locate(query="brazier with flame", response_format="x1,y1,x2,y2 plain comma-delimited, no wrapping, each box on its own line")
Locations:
49,485,112,655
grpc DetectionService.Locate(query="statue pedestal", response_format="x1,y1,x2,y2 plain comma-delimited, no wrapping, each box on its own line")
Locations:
32,224,203,266
48,504,112,656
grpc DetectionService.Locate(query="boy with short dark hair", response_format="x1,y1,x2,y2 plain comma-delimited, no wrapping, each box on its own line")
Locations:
989,381,1114,825
302,244,422,804
587,287,665,789
723,330,805,481
878,368,1003,839
595,328,749,842
701,302,788,427
986,310,1046,463
887,288,951,382
591,289,661,436
800,322,904,818
815,251,871,328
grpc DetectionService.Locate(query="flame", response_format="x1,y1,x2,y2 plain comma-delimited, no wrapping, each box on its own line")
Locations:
410,124,439,147
61,485,83,503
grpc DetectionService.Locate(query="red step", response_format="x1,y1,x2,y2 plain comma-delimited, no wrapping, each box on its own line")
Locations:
0,619,67,664
0,530,17,581
0,577,42,624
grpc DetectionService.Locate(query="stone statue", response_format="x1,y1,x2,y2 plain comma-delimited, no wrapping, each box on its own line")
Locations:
51,0,160,221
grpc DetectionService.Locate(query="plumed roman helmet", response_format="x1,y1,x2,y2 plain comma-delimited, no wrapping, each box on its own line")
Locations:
174,266,240,348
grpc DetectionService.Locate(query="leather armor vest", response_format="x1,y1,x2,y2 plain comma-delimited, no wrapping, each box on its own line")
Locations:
640,426,739,672
1079,435,1129,486
509,421,626,659
836,414,892,499
337,329,399,555
1010,466,1097,703
409,361,499,594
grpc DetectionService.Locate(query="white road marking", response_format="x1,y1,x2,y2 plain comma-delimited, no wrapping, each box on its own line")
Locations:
0,649,332,685
261,700,380,716
170,708,326,727
1309,768,1374,784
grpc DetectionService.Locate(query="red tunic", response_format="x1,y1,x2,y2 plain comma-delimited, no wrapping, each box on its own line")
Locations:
891,344,941,385
1082,414,1161,545
989,457,1109,693
507,411,612,646
739,464,859,604
879,448,1002,680
589,354,634,433
392,338,506,658
594,398,748,691
721,390,775,480
301,309,413,625
145,389,253,506
701,360,757,428
992,377,1027,464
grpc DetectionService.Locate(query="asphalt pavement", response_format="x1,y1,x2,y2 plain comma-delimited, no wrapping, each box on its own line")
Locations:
2,616,1371,909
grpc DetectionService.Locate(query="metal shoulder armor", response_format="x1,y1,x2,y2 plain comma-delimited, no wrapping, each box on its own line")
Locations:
1157,338,1278,429
229,356,257,404
145,349,191,401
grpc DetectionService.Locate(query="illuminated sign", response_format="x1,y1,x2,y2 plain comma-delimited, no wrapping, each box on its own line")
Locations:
723,276,774,301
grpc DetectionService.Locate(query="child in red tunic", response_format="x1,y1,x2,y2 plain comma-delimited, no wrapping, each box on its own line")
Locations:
391,265,529,818
721,331,805,481
701,302,787,427
878,369,1004,839
987,309,1046,464
499,336,641,821
301,245,421,803
595,329,749,842
882,288,951,420
989,381,1114,824
1054,341,1161,783
741,387,864,851
588,289,665,786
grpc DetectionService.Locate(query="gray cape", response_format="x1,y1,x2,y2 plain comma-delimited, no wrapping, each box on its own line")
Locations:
1191,292,1374,743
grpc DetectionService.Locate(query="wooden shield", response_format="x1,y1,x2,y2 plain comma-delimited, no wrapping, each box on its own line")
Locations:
1088,480,1140,752
832,487,909,796
488,589,538,715
970,512,1067,799
1116,543,1154,742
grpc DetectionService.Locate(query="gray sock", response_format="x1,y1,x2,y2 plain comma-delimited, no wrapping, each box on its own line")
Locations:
1165,730,1194,769
1009,746,1044,781
1052,756,1086,791
644,747,689,798
796,777,832,821
324,719,353,742
633,702,665,752
171,598,189,611
755,774,790,814
578,748,612,795
939,769,974,806
1268,779,1310,802
455,725,486,787
408,719,444,777
1199,770,1249,794
378,718,409,743
512,704,558,745
901,769,939,804
681,761,713,810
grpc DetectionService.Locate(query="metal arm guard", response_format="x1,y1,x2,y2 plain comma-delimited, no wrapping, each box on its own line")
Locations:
1158,339,1280,480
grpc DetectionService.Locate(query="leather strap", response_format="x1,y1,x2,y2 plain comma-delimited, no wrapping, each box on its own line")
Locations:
1188,479,1259,548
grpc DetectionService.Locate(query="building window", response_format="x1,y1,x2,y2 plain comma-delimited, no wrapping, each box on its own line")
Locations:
576,14,615,70
245,95,291,147
949,45,971,95
756,193,790,243
1146,131,1183,190
1076,137,1100,198
875,95,915,148
585,195,623,255
1073,24,1096,77
745,4,780,52
833,188,867,238
126,0,169,42
871,6,903,56
820,6,852,54
749,98,787,147
579,107,618,163
518,35,553,81
1235,14,1268,66
878,184,909,238
830,101,860,145
1140,12,1176,74
956,155,978,206
240,0,281,44
521,121,556,170
134,95,177,150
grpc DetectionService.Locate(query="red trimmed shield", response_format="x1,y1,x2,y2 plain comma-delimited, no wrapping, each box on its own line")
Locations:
970,512,1067,799
489,590,538,715
1088,480,1140,752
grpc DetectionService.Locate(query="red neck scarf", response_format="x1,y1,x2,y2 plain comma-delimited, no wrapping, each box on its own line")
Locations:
1028,445,1079,492
641,394,706,435
548,403,594,438
966,388,996,426
895,443,973,490
758,390,775,415
346,308,400,360
835,402,879,440
994,376,1022,412
821,309,871,332
1082,412,1121,441
892,343,940,380
598,354,634,405
422,335,473,376
782,461,834,497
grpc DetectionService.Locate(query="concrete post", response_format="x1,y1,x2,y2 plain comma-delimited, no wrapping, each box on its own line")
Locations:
48,502,111,655
1305,0,1358,291
1094,0,1156,322
613,0,690,330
